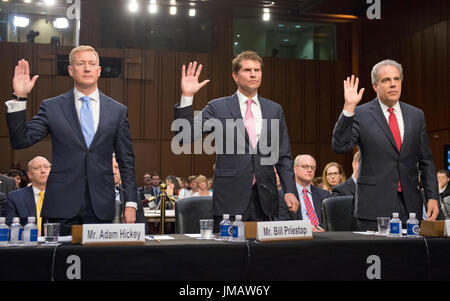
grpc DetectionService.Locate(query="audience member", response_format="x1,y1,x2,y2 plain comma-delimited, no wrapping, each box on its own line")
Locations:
192,175,213,197
207,177,214,192
4,156,50,236
322,162,346,192
187,175,199,194
7,170,26,189
279,155,330,232
178,177,193,199
437,170,450,200
332,151,360,197
112,155,146,230
163,175,179,209
138,173,153,202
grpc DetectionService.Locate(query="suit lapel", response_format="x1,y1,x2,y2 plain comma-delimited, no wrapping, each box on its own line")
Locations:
59,89,87,149
310,186,323,224
369,98,399,153
24,186,36,217
89,92,109,148
399,102,411,157
227,93,250,147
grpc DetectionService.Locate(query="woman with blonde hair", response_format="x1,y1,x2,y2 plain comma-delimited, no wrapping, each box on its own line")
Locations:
322,162,346,192
192,175,213,196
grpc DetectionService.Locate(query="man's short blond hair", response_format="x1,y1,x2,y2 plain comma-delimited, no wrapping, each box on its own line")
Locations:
69,45,100,66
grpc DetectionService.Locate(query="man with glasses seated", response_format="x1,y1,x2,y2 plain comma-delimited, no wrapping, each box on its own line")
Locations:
278,154,330,232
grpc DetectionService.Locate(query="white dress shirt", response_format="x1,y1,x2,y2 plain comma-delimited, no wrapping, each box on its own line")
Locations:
342,99,404,142
32,186,45,206
73,88,100,133
180,89,263,143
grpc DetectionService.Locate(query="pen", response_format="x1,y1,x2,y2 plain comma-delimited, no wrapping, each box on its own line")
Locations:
149,235,160,242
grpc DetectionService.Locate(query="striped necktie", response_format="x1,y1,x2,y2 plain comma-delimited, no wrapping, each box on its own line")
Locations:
302,188,318,226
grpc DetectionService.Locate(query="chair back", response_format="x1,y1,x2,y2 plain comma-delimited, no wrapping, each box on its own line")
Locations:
175,196,213,234
321,196,356,231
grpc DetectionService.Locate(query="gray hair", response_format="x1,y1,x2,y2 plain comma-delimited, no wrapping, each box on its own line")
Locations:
371,59,403,84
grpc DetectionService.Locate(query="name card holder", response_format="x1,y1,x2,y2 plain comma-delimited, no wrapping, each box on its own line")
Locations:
254,220,313,242
72,224,145,245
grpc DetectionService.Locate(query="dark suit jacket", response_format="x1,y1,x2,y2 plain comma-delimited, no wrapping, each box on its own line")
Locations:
115,185,147,233
0,192,6,217
4,186,36,226
174,93,298,218
332,177,356,197
332,98,439,221
6,89,137,220
0,174,17,195
278,185,330,228
440,185,450,200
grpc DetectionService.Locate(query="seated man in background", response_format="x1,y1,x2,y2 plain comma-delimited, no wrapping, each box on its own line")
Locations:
438,170,450,200
112,155,147,232
332,150,360,197
4,156,50,236
279,154,330,232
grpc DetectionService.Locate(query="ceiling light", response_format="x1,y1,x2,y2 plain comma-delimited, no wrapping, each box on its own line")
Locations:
169,6,177,15
188,8,196,17
128,0,138,13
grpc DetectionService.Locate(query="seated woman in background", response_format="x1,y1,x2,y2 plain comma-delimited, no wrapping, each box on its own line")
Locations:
163,175,180,209
192,175,213,196
322,162,346,192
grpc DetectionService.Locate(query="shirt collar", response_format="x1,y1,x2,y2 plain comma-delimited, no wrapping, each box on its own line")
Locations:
296,182,311,194
32,185,44,197
74,88,99,103
378,98,401,114
236,89,259,107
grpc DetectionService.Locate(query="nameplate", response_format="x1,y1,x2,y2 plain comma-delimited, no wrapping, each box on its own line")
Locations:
256,220,313,242
72,224,145,245
444,220,450,237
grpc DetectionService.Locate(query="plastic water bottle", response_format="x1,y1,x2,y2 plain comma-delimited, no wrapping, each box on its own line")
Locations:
220,214,232,240
10,217,24,246
23,217,39,246
406,213,420,238
389,212,402,237
0,217,10,246
232,215,245,242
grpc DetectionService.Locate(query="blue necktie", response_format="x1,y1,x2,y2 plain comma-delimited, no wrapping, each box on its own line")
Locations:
80,96,95,147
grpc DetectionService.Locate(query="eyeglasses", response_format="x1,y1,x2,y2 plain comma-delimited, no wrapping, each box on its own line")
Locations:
297,165,316,171
327,172,340,177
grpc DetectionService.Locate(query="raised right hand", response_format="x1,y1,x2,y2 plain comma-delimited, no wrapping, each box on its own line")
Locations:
13,59,39,98
181,61,210,97
343,75,364,114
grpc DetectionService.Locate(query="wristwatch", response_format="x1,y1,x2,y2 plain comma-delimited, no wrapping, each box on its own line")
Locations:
12,92,28,101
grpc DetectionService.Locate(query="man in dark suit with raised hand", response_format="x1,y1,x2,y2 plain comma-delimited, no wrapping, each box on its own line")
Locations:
173,51,299,231
279,154,330,231
5,45,137,235
332,59,439,231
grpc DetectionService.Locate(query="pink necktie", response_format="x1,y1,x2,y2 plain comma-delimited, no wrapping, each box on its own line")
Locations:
388,107,402,192
245,99,257,149
303,188,318,226
245,99,256,185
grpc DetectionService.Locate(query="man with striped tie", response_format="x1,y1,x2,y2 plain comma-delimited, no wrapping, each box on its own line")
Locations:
4,156,50,236
5,46,138,236
278,154,330,232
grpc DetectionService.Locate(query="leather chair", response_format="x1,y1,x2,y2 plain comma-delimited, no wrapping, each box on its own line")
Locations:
175,196,213,234
321,196,357,231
